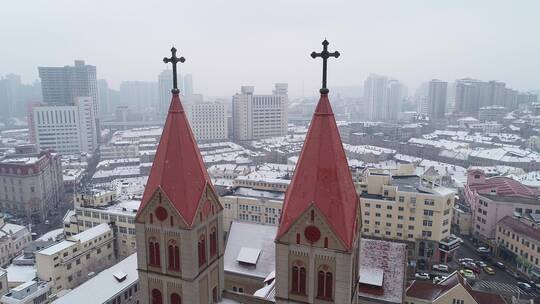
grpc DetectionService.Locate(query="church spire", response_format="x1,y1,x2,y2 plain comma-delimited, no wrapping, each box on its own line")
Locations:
277,40,359,250
137,47,214,226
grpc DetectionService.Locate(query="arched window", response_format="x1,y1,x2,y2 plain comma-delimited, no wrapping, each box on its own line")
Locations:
291,264,306,295
151,289,163,304
316,268,333,300
198,234,206,267
324,237,328,248
170,216,174,227
150,213,153,224
296,233,300,244
149,238,160,267
170,293,181,304
210,227,217,257
168,240,180,271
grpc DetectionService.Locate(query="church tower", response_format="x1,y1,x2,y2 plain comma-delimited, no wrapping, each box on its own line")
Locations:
135,48,224,304
275,40,361,304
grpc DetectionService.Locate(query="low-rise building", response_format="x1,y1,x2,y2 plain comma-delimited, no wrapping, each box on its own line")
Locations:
452,204,472,236
64,200,139,258
465,168,540,246
0,151,63,222
35,224,116,293
224,222,276,295
0,217,32,268
0,269,7,297
496,215,540,280
73,189,117,208
0,281,52,304
405,271,506,304
51,254,139,304
358,169,457,264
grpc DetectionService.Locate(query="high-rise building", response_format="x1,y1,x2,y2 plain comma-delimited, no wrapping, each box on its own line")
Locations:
119,81,158,111
135,91,224,303
275,92,361,303
31,97,97,154
455,78,483,116
184,74,193,97
386,79,406,121
364,74,388,121
97,79,110,116
0,74,42,119
232,84,288,141
38,60,98,116
158,70,176,115
186,102,227,141
428,79,448,119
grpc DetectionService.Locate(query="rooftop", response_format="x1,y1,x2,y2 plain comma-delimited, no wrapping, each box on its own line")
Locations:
52,254,138,304
224,221,277,280
498,216,540,243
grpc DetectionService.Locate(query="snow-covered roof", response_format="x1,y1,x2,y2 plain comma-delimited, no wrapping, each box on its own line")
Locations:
52,254,138,304
70,223,110,243
224,221,277,280
4,264,36,283
36,228,64,242
358,267,384,287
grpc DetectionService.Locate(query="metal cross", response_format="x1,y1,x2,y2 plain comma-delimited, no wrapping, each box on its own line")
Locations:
163,46,186,94
311,40,340,94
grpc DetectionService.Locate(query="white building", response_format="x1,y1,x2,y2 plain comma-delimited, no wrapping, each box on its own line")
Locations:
35,224,116,293
51,254,139,304
232,84,288,141
158,70,175,116
0,281,52,304
0,218,32,268
31,97,97,155
186,102,228,141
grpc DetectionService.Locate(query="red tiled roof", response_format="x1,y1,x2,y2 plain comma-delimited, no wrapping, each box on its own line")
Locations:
406,272,506,304
137,93,214,226
470,176,540,199
276,93,359,250
498,215,540,243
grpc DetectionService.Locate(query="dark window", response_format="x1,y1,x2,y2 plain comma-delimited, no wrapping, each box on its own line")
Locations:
168,242,180,271
151,289,163,304
316,269,333,300
170,293,181,304
210,228,218,257
149,239,161,267
198,234,206,267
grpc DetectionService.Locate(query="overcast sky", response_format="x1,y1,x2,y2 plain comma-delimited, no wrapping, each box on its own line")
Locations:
1,0,539,98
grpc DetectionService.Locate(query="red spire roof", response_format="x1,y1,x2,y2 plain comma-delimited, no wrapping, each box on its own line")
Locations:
276,93,359,250
137,93,213,226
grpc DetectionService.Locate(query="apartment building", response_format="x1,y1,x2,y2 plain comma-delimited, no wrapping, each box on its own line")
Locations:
51,254,139,304
35,224,116,293
232,84,288,141
0,216,32,267
73,189,117,207
496,215,540,280
0,281,52,304
0,151,63,222
64,200,139,258
186,102,227,141
358,168,457,263
465,168,540,244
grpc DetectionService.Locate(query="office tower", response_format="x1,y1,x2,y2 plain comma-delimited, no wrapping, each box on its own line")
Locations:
415,82,430,116
97,79,110,116
504,88,518,110
119,81,158,111
31,97,97,154
158,70,176,115
455,78,482,116
186,102,227,141
38,60,98,115
428,79,448,119
487,81,506,107
0,74,41,119
364,74,388,121
184,73,193,97
387,80,406,121
232,83,288,141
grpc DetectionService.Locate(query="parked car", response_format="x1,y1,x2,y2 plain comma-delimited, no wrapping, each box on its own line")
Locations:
494,262,505,269
459,269,476,279
462,262,480,273
476,247,490,254
475,261,487,267
484,266,496,275
432,264,449,272
517,282,533,292
415,273,430,280
458,258,474,263
433,275,448,284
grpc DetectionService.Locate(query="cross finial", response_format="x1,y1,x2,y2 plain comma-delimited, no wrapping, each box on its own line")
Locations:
311,39,340,94
163,46,186,94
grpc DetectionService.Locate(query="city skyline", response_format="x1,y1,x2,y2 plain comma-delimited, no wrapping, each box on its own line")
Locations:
1,1,539,98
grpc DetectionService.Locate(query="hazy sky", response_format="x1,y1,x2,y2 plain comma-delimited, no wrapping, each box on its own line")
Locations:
1,0,539,98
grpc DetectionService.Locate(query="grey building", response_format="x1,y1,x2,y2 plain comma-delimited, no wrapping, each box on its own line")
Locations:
428,79,448,119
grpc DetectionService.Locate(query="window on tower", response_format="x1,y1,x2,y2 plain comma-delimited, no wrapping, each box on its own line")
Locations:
316,268,333,300
210,227,218,257
151,289,163,304
148,238,161,267
291,263,307,295
170,293,181,304
198,234,207,267
168,240,180,271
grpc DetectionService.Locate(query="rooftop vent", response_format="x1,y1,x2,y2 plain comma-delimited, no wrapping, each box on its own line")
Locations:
113,271,127,282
